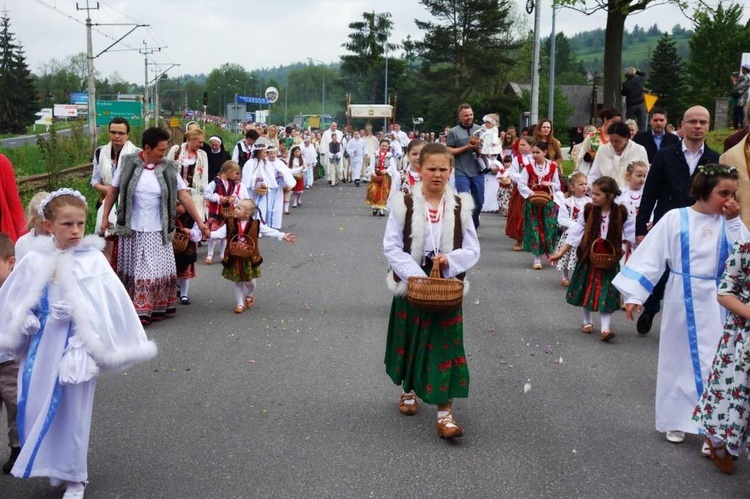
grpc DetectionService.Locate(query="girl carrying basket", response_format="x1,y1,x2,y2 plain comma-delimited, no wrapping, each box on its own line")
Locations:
383,143,480,439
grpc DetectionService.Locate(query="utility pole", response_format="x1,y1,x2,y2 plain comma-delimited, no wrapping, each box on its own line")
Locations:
549,5,557,123
530,0,541,125
140,42,163,128
77,1,99,153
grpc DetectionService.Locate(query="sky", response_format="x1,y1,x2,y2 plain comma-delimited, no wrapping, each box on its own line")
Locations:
9,0,743,91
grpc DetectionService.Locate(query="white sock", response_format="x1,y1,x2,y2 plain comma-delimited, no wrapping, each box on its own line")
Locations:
561,269,569,280
219,238,227,256
179,278,189,297
402,390,416,405
284,201,290,212
533,256,541,265
437,410,450,419
66,482,85,492
582,308,592,325
207,239,217,258
244,280,256,298
600,312,612,331
234,283,245,307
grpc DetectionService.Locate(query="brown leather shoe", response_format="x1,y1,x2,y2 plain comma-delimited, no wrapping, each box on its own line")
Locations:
706,438,734,474
436,414,464,439
580,323,593,334
600,330,615,342
234,306,244,314
399,392,418,415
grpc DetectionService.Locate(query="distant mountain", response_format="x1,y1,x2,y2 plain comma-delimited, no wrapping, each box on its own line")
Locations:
561,23,691,74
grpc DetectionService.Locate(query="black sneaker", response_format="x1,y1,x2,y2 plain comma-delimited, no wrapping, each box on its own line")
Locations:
637,311,654,334
3,447,20,474
354,180,360,187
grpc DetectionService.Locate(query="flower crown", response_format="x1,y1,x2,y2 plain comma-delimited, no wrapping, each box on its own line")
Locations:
697,164,738,176
38,188,87,220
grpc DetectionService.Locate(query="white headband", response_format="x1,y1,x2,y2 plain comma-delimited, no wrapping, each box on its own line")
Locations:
38,188,87,220
482,115,497,126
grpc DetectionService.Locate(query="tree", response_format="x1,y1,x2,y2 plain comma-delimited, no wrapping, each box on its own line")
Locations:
340,12,399,105
556,0,685,109
0,13,36,133
543,32,586,83
413,0,519,124
648,33,685,121
684,2,750,117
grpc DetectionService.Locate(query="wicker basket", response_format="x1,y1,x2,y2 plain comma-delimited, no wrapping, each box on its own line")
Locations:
293,172,303,180
228,233,257,259
407,264,464,313
254,185,269,196
172,231,189,253
529,184,553,207
590,238,618,270
220,202,234,219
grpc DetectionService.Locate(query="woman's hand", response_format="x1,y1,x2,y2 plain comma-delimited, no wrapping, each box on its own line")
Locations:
624,303,643,321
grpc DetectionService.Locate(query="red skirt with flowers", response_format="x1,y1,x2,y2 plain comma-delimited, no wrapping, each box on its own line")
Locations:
505,185,524,241
384,295,470,404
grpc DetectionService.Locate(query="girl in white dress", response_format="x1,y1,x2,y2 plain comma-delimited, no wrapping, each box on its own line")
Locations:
614,160,648,264
0,189,156,499
613,164,749,444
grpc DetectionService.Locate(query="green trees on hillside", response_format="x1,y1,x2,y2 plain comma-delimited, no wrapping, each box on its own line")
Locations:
0,14,36,133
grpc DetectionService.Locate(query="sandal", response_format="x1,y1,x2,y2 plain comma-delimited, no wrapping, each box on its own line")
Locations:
245,295,255,309
580,323,593,334
180,296,191,305
234,306,244,314
436,414,464,439
706,438,734,474
561,278,571,287
532,262,542,270
513,243,522,251
600,329,616,342
205,256,213,265
399,392,419,416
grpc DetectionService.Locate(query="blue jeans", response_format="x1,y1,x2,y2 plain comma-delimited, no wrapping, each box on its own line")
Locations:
454,174,484,228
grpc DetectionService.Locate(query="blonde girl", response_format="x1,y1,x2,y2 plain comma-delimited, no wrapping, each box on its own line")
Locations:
553,172,591,286
615,160,648,263
14,191,50,262
204,160,246,264
0,188,156,498
211,199,296,313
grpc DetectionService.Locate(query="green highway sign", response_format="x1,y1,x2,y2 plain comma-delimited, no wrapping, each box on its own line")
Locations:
96,100,142,127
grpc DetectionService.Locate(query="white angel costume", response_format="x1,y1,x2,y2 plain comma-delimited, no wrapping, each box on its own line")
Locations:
242,157,295,229
0,236,157,483
613,208,749,434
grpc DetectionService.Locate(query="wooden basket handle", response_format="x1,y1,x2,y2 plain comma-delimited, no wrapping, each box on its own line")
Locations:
430,262,442,278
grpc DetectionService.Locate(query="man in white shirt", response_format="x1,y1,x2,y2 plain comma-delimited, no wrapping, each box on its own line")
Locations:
345,130,366,186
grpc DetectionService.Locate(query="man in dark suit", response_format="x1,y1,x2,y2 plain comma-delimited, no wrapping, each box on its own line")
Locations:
633,107,681,164
633,105,720,334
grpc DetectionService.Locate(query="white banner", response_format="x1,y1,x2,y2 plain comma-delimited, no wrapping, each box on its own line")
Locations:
348,104,393,119
53,104,78,118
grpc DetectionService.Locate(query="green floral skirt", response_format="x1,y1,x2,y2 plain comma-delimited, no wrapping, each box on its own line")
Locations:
221,256,261,282
384,295,470,405
521,199,558,256
566,258,621,313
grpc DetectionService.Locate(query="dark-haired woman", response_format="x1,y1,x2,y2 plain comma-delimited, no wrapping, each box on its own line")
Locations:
587,121,648,189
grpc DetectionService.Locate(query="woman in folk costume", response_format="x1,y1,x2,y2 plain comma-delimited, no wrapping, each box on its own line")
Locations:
613,164,749,444
519,140,561,269
100,127,210,325
367,138,397,216
587,122,649,189
0,189,156,498
383,143,480,440
505,136,532,250
167,128,209,221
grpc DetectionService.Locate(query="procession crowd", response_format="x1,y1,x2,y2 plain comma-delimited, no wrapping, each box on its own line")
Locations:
1,92,750,497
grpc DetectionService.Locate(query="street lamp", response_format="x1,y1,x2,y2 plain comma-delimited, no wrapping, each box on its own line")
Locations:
307,57,325,117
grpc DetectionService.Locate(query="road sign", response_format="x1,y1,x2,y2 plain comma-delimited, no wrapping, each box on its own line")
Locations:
169,118,180,128
644,93,659,113
70,92,88,105
237,95,269,105
35,108,53,127
96,100,143,127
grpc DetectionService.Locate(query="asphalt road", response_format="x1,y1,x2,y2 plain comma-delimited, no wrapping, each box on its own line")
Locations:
1,127,81,148
2,179,747,498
